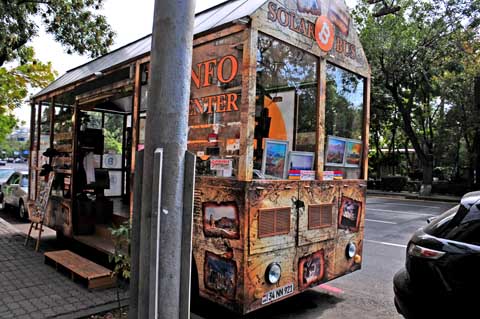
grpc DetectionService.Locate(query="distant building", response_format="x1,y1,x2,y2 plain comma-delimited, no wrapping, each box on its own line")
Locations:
8,127,30,142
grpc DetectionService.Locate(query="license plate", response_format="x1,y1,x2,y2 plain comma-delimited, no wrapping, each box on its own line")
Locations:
261,283,294,304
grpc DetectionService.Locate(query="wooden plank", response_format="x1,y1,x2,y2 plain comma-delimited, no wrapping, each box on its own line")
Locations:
362,75,371,180
238,27,257,181
44,250,113,280
317,59,327,179
193,24,247,47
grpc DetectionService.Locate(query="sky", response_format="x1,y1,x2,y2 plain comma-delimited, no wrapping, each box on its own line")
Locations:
17,0,357,125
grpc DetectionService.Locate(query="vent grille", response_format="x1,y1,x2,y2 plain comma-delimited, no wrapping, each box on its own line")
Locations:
308,204,333,230
258,208,291,238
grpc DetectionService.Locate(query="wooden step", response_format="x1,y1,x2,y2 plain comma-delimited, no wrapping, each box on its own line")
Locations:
44,250,116,289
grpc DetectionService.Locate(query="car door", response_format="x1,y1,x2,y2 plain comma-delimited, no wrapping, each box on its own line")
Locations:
436,202,480,298
4,173,20,205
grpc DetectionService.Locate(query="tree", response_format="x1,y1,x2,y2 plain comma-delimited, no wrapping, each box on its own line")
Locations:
0,0,115,141
354,0,480,195
0,0,115,67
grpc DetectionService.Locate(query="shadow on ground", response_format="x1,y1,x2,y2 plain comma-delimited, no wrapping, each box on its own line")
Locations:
192,289,343,319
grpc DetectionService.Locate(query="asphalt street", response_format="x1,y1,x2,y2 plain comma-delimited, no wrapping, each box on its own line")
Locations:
0,185,457,319
191,196,457,319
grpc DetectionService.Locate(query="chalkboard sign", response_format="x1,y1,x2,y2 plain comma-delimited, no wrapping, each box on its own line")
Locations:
30,160,56,223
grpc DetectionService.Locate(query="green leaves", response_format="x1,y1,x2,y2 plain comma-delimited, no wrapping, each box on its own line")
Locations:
0,47,56,111
0,0,115,66
109,222,131,280
357,0,480,184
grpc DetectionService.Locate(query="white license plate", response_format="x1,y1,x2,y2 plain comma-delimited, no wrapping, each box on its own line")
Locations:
261,283,294,304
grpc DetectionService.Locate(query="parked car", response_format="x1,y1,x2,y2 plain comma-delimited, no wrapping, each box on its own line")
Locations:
14,157,23,163
0,170,29,219
394,191,480,318
0,159,6,166
6,158,14,163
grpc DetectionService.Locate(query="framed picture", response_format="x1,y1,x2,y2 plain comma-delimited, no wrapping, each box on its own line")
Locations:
288,151,315,171
325,136,346,166
338,196,362,232
345,139,363,167
262,139,289,179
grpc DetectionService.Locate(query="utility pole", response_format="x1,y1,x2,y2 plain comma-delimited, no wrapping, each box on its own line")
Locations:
133,0,196,318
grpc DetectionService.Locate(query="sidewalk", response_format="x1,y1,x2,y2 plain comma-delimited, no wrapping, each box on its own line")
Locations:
367,189,461,203
0,218,128,319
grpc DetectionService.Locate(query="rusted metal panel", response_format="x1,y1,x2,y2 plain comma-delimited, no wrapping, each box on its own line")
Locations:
192,177,247,313
250,0,370,78
238,27,258,181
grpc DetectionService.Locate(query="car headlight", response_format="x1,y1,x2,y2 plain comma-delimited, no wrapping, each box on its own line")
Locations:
346,242,356,259
265,262,281,284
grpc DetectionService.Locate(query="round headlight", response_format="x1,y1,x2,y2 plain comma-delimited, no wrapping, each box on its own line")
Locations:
346,242,356,259
265,263,282,284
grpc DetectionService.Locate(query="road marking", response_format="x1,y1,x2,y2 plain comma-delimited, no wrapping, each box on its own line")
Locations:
370,202,440,209
368,208,433,217
365,219,397,225
317,284,344,294
365,239,407,248
368,195,455,205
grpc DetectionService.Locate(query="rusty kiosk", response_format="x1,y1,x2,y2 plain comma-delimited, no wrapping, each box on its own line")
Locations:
30,0,370,314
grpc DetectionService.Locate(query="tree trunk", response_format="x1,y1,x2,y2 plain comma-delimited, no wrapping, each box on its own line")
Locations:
419,155,433,196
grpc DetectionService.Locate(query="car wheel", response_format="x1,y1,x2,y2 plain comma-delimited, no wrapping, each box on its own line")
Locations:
18,200,27,220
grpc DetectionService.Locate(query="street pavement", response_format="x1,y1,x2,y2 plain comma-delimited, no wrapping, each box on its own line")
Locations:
191,196,456,319
0,194,456,318
0,216,128,319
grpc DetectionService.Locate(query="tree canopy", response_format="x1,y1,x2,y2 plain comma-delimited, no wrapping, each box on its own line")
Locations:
0,0,115,67
355,0,480,194
0,0,115,142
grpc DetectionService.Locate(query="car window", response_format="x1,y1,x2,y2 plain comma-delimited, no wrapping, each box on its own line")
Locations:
7,173,20,185
0,170,14,179
440,202,480,245
20,175,28,187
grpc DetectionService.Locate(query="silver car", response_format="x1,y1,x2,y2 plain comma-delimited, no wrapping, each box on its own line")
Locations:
0,170,29,219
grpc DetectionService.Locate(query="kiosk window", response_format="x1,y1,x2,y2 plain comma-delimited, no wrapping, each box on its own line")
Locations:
255,34,318,174
325,64,364,140
325,64,365,179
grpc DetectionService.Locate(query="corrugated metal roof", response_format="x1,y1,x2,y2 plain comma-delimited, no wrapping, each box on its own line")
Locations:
33,0,267,99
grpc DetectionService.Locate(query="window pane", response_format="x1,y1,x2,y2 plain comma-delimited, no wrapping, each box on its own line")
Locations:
326,64,364,140
255,33,318,176
39,102,51,165
325,64,365,179
103,113,124,156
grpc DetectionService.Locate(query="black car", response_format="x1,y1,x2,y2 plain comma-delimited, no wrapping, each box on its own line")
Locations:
394,191,480,318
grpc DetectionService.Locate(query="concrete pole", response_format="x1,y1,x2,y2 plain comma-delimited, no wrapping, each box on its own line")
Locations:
136,0,196,318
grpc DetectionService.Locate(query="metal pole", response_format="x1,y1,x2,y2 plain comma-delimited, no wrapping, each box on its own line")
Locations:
137,0,196,318
129,151,143,319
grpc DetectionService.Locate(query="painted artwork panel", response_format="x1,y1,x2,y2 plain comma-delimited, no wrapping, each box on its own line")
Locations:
203,202,240,239
298,250,325,290
296,0,322,15
204,252,237,300
325,136,346,166
262,139,288,179
338,196,362,232
288,151,315,171
345,140,362,167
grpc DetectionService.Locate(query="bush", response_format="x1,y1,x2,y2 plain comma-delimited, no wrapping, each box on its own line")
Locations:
381,176,408,192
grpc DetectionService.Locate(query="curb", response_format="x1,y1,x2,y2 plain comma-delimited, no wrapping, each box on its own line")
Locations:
367,190,460,203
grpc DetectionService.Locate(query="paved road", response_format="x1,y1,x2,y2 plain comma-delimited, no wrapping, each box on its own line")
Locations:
192,196,457,319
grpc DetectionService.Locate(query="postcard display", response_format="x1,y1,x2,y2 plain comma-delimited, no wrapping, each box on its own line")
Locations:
189,0,370,314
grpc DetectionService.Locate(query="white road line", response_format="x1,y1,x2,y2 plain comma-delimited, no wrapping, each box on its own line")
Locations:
368,208,433,217
372,202,440,209
365,239,407,248
365,219,397,225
